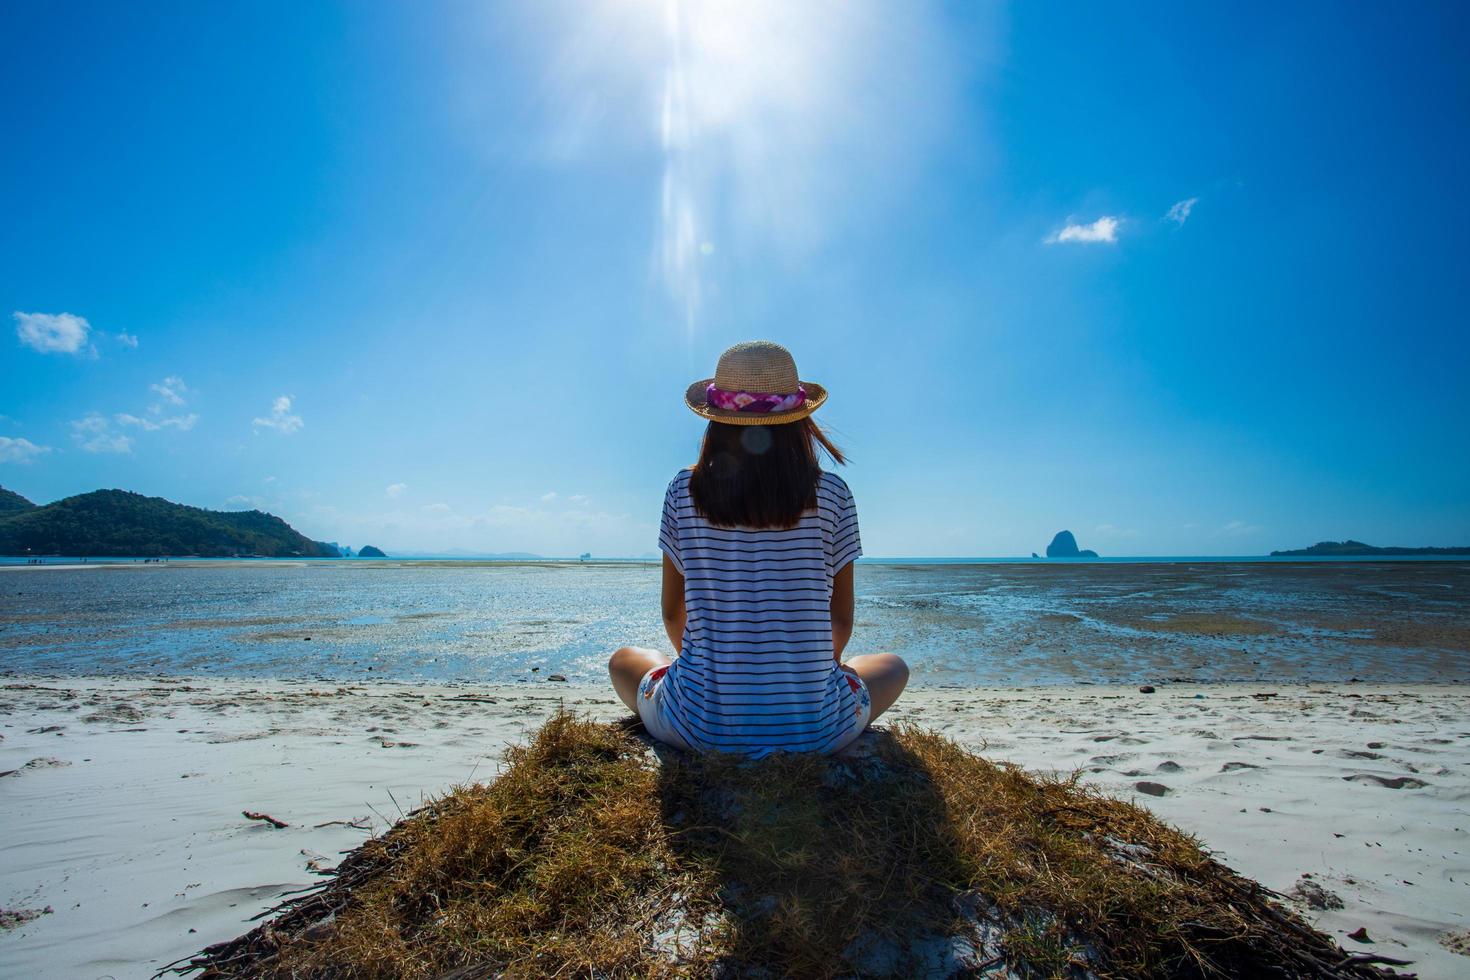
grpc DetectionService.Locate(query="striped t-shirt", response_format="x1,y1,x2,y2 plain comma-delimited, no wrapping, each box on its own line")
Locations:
654,467,864,757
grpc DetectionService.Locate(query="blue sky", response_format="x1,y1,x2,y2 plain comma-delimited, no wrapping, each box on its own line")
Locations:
3,1,1467,557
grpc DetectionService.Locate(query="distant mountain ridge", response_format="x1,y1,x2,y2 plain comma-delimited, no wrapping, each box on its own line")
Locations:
0,486,339,558
1271,540,1470,557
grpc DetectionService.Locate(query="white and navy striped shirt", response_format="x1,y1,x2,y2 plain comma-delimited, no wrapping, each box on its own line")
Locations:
655,468,864,757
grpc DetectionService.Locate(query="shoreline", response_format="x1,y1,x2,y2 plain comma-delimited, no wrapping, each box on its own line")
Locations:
6,555,1470,570
2,677,1468,977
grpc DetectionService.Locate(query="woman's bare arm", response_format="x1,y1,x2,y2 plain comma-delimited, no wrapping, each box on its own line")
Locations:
831,561,854,663
661,554,687,652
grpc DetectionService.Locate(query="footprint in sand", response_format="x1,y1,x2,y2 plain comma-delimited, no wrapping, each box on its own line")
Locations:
1342,774,1428,790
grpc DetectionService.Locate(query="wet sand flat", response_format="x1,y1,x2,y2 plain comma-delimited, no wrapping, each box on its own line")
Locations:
2,560,1468,685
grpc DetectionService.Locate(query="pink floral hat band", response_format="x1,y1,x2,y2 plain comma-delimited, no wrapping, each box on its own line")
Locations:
705,383,808,414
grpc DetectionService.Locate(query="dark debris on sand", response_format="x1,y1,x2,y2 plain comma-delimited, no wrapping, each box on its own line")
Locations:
158,712,1416,979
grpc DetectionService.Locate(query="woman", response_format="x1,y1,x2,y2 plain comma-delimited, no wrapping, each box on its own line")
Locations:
608,340,909,756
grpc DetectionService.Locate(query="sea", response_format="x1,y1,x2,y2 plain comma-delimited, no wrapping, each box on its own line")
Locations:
1,559,1467,687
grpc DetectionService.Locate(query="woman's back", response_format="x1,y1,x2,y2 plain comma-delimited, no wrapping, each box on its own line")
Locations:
606,340,906,757
655,467,863,756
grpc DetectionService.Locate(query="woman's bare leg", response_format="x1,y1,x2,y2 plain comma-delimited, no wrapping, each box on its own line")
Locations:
843,652,910,722
608,646,672,714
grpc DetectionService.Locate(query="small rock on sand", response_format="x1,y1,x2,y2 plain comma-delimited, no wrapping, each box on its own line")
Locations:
0,906,53,930
1342,774,1428,790
1287,879,1345,910
1440,928,1470,957
1347,927,1373,943
1134,781,1171,797
83,703,144,724
1138,685,1156,693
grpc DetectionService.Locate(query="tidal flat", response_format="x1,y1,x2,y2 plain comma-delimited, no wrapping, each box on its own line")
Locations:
2,560,1467,686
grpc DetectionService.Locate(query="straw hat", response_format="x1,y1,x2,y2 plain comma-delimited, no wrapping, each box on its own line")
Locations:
684,340,828,426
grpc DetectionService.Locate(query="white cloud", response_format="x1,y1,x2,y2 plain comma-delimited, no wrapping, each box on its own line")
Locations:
116,412,197,432
1165,197,1198,225
422,502,451,514
115,332,139,348
0,436,51,464
539,491,558,503
14,311,94,355
568,494,590,506
1047,216,1120,245
253,395,303,434
386,483,408,499
150,376,188,407
70,414,133,454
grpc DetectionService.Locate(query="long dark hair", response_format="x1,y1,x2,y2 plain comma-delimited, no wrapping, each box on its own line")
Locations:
688,418,846,529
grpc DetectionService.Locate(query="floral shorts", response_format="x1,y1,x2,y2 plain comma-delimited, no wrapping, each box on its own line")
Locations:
636,664,691,750
637,663,872,754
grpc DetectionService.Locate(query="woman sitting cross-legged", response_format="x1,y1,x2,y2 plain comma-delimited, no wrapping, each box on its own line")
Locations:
608,340,909,756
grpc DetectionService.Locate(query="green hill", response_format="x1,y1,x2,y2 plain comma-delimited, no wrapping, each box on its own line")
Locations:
0,488,339,558
0,486,36,513
1271,539,1470,557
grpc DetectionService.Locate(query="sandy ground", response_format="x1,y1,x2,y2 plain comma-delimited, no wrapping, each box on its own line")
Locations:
1,678,1467,979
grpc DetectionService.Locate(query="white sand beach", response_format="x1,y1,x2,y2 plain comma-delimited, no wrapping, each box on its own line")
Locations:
1,678,1467,979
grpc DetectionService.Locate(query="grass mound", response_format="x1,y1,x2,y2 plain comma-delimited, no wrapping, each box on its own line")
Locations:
163,712,1411,979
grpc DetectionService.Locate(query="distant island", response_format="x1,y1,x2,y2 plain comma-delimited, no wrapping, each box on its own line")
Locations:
0,486,339,558
1270,540,1470,557
357,545,387,558
1045,530,1099,558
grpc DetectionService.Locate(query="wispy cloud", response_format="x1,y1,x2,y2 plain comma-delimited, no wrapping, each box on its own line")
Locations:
253,396,303,434
1046,216,1120,245
150,376,188,408
14,311,94,355
1094,523,1140,538
539,491,558,503
71,414,133,454
421,502,451,514
116,412,198,432
568,494,590,506
0,436,51,464
226,494,266,510
386,483,408,499
1165,197,1198,225
115,332,139,349
1213,520,1262,537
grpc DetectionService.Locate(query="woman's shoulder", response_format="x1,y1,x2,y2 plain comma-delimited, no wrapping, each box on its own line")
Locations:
817,469,853,499
665,468,693,497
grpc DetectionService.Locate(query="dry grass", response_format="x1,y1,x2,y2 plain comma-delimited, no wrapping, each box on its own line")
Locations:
165,712,1409,979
